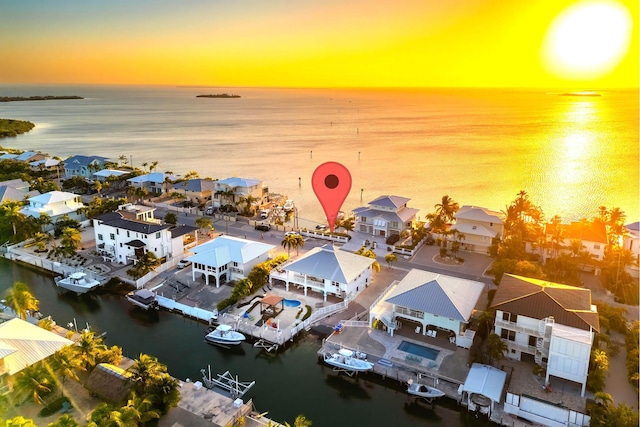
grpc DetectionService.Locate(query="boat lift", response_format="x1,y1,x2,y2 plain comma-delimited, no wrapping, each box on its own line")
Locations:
200,366,255,399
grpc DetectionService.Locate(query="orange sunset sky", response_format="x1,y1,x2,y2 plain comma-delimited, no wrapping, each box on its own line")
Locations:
1,0,637,88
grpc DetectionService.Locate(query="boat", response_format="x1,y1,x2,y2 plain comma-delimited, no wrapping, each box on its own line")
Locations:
283,199,294,211
126,289,158,310
55,271,101,294
407,382,445,399
324,349,374,374
205,324,246,346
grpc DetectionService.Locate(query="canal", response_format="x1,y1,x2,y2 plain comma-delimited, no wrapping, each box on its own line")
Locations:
1,258,495,426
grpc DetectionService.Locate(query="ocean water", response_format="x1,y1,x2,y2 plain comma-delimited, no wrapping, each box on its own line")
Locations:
0,85,638,223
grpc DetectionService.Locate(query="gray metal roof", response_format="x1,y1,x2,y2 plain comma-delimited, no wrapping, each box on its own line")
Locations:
95,212,171,234
385,269,484,322
368,195,410,209
284,244,374,284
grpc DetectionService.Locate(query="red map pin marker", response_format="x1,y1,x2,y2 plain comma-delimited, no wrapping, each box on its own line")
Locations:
312,162,352,232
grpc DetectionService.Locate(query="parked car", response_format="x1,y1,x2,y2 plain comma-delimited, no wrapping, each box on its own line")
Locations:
205,207,213,215
255,223,271,232
284,231,301,237
177,259,192,269
315,225,328,231
260,209,269,219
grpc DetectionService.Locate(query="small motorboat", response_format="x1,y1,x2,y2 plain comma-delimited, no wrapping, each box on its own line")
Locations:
126,289,158,310
324,349,374,374
205,324,246,346
55,271,101,294
283,199,294,211
407,380,445,399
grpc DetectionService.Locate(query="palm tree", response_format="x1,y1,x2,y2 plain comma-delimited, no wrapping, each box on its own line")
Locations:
434,195,459,224
109,406,140,427
149,161,159,172
145,373,180,415
60,227,81,258
141,162,148,172
129,354,167,391
47,414,81,427
5,281,39,320
75,331,107,372
281,234,302,257
384,253,397,270
287,415,313,427
127,252,161,280
1,200,29,240
355,247,381,273
195,217,213,236
487,333,507,365
12,362,55,405
336,217,355,235
239,194,260,216
118,155,129,167
215,188,236,210
35,212,52,233
122,392,161,425
4,416,37,427
549,215,564,259
51,345,82,388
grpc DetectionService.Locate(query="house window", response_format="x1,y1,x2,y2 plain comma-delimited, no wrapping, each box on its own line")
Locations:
110,233,115,240
127,231,130,237
391,221,399,228
594,244,600,250
361,216,367,223
116,229,119,235
98,234,103,241
233,262,239,267
501,329,516,341
528,335,537,347
502,312,517,323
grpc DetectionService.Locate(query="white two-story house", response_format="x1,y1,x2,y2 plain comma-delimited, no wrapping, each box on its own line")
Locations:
212,177,265,209
491,274,599,396
450,205,503,254
352,195,419,238
541,221,608,263
127,172,179,196
368,269,484,346
93,204,196,265
186,235,275,287
623,222,639,278
270,244,374,301
20,191,85,227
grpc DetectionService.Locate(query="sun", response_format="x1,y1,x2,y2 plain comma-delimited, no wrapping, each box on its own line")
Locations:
542,0,632,80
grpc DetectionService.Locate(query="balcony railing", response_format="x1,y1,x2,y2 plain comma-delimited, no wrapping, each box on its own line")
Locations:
495,319,540,337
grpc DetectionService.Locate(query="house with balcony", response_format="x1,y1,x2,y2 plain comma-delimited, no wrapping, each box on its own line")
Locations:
270,244,375,301
368,269,484,347
450,205,503,254
62,155,109,179
127,172,179,196
185,235,275,287
20,191,85,226
352,195,419,238
540,221,607,264
93,203,196,265
173,178,216,207
491,274,599,396
212,177,265,209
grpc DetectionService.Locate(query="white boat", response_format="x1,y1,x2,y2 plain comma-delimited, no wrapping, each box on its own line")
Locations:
55,271,101,294
324,349,374,373
126,289,158,310
283,199,294,211
205,324,246,346
407,382,445,399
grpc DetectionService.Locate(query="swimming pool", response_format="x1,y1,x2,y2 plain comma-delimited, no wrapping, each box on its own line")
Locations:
398,340,440,361
283,298,302,308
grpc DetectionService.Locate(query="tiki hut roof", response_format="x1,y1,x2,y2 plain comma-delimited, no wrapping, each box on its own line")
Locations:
85,363,133,404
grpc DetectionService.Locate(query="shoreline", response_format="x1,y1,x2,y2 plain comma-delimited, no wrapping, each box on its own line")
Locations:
0,95,83,102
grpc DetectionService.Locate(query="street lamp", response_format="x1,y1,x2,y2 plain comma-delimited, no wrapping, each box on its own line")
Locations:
360,188,363,202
